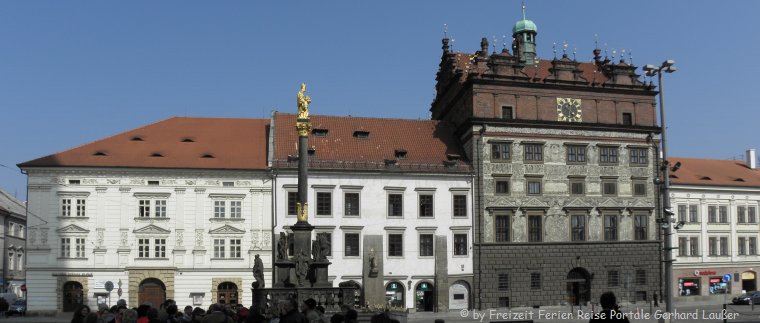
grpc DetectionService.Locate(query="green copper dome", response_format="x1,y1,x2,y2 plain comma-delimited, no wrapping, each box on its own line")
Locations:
513,19,537,34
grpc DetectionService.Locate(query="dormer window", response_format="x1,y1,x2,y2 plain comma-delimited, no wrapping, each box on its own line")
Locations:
68,180,81,185
93,151,108,156
312,129,329,137
130,136,144,141
307,147,316,156
150,153,163,157
147,181,159,186
353,131,370,139
735,178,746,182
395,149,407,159
181,138,195,143
201,154,215,159
501,106,514,120
700,176,712,180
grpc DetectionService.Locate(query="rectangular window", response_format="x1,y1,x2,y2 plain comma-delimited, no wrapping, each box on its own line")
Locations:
230,201,242,218
750,207,757,223
214,239,225,258
287,192,298,216
419,194,434,218
720,237,728,256
677,205,687,223
453,195,467,217
738,206,747,223
498,273,509,290
419,234,434,257
599,146,619,164
388,194,403,217
739,237,747,255
750,237,757,255
689,205,698,223
528,214,542,242
608,270,619,287
571,215,586,241
530,273,541,290
635,270,646,285
526,179,542,195
567,145,587,163
344,193,360,216
139,200,151,217
629,148,648,165
622,113,633,125
454,234,468,256
523,144,543,162
708,206,717,223
76,199,86,217
388,234,403,257
501,106,513,119
494,213,510,242
154,239,166,258
632,181,646,197
690,237,699,256
678,237,687,256
138,238,150,258
62,199,72,217
154,200,167,217
495,179,510,195
61,238,71,258
719,206,728,223
709,237,717,256
604,215,618,241
570,179,585,196
634,214,648,240
229,239,241,258
491,143,511,161
214,200,226,218
316,192,332,216
75,238,86,258
345,233,360,257
602,180,617,196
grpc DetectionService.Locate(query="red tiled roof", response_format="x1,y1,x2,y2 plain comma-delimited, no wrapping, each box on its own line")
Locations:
272,113,469,172
670,157,760,188
19,117,270,170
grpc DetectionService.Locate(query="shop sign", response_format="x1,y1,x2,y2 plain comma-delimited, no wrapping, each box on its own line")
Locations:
694,270,716,276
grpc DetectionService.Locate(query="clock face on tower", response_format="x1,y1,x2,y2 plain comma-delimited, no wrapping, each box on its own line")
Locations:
557,98,582,122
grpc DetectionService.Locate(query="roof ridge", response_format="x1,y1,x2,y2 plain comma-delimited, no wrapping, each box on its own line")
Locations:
274,111,441,124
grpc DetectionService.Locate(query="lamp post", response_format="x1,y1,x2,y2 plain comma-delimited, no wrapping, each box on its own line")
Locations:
644,60,677,313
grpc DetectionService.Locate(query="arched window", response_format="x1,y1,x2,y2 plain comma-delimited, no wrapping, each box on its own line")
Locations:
217,282,238,305
386,282,405,308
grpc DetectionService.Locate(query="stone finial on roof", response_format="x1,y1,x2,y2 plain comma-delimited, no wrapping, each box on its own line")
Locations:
480,37,489,57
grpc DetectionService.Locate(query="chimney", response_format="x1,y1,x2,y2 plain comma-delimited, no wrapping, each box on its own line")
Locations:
747,149,757,169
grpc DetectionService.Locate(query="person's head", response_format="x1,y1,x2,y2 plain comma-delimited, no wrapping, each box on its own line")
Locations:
316,305,325,315
117,299,127,308
98,303,109,313
283,298,299,313
184,305,193,316
121,309,138,323
164,299,176,309
303,298,317,311
166,304,178,316
85,312,99,323
208,303,223,313
599,292,618,309
330,313,345,323
148,307,159,319
76,305,91,317
345,309,358,322
137,304,151,318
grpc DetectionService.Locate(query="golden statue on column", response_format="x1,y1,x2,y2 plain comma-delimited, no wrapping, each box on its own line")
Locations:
297,83,311,120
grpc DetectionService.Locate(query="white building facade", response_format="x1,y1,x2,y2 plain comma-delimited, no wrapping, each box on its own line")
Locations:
670,153,760,302
271,113,474,312
20,117,273,313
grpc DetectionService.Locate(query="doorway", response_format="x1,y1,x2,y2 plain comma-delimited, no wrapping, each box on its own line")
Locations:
217,282,239,305
742,271,757,292
567,268,591,305
138,278,166,308
415,281,435,312
62,281,84,312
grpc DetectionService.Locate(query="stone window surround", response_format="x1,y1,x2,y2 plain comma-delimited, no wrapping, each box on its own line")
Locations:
568,176,586,196
415,188,436,219
598,144,620,165
340,185,363,218
341,227,363,258
452,230,469,257
488,140,513,162
493,175,511,196
564,143,589,165
566,208,591,241
601,176,618,197
384,186,406,218
489,207,514,243
209,193,246,219
522,141,545,164
312,185,336,217
384,226,406,258
282,184,298,218
450,187,470,218
525,176,543,196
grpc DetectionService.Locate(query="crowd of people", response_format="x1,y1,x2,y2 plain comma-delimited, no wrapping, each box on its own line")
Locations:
69,298,399,323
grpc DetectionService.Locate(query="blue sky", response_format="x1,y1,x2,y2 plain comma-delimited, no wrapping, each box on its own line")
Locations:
2,0,759,199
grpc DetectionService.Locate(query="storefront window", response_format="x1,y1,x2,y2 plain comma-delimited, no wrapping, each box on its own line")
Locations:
679,278,700,296
709,277,729,294
386,282,405,308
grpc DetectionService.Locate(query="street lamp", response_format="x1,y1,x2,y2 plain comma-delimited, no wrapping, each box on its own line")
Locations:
644,60,677,313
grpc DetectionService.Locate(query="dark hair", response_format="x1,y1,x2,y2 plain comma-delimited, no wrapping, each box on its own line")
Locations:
304,298,317,310
84,312,99,323
137,304,151,318
110,305,119,313
191,307,206,319
74,305,92,318
316,305,325,314
166,304,178,315
600,291,617,309
184,305,193,311
330,313,345,323
345,309,358,321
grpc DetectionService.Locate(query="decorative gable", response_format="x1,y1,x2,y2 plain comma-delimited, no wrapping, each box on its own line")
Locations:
133,224,171,235
56,224,90,234
209,225,245,235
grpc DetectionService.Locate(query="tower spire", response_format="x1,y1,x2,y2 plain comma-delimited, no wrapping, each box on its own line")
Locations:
522,0,526,20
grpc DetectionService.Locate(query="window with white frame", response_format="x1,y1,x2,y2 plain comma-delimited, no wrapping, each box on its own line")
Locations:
214,201,226,218
61,198,87,217
75,238,86,258
344,192,360,217
76,199,86,216
454,233,468,256
419,234,434,257
213,199,244,218
61,238,71,257
137,238,167,258
8,252,14,271
453,194,467,218
62,199,72,217
344,233,360,257
418,194,434,218
139,199,168,217
213,239,242,258
230,201,242,218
